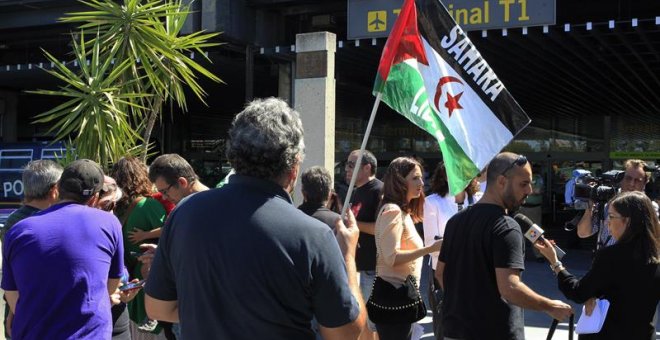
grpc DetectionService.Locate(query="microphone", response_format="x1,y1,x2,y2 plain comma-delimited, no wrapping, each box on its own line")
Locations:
514,213,566,260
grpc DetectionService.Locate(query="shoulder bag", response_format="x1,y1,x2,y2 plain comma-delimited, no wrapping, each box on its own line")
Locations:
366,206,426,324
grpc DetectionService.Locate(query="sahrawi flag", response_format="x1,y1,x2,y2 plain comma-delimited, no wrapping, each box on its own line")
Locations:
373,0,531,195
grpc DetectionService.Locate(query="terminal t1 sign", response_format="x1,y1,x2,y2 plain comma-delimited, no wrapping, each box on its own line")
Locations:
348,0,556,40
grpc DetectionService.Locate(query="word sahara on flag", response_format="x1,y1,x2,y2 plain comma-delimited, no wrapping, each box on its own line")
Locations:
373,0,531,195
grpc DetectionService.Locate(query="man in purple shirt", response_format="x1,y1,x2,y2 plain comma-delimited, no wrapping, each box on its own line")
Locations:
2,159,124,340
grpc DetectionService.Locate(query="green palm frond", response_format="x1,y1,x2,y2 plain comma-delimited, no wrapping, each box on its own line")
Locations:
32,0,222,164
29,30,149,166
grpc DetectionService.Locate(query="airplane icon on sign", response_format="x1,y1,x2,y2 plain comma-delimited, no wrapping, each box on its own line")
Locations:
368,11,387,32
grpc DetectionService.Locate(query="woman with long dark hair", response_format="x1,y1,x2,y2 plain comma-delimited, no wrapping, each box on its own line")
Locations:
111,157,166,339
536,191,660,340
371,157,441,340
422,162,462,339
423,162,458,270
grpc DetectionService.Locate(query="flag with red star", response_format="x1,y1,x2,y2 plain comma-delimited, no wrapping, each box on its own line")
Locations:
373,0,530,195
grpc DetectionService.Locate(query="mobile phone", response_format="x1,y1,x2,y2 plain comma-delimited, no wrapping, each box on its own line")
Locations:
130,251,146,257
119,280,146,292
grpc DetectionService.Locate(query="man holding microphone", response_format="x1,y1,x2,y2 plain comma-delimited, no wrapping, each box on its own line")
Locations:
437,152,573,340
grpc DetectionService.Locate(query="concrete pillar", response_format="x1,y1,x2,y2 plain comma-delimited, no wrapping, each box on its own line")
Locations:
278,62,292,104
293,32,336,205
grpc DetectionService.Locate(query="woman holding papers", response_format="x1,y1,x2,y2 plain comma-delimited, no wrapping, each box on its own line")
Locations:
535,191,660,340
369,157,442,340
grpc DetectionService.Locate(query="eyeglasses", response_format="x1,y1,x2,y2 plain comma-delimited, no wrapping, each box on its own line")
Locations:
623,175,646,184
500,155,528,176
158,183,175,196
345,161,357,169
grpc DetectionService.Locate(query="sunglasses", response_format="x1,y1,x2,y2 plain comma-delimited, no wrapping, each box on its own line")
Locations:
500,155,528,176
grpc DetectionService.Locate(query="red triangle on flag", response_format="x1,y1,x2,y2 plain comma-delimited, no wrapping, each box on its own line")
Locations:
376,0,429,85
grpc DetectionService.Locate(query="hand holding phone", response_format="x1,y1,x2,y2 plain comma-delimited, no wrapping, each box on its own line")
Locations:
119,279,146,292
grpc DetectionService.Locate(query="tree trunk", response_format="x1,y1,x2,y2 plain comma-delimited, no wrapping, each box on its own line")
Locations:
141,96,163,161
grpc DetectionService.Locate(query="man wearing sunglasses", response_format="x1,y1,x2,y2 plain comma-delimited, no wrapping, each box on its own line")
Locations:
576,159,657,250
437,152,573,340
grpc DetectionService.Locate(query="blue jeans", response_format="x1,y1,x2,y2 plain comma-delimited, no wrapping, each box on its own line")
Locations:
359,270,377,331
172,323,181,339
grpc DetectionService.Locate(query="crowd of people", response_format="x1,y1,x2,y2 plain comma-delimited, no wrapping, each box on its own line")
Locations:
0,154,208,340
0,97,658,340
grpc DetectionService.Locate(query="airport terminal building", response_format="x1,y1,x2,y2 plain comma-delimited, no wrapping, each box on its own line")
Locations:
0,0,658,226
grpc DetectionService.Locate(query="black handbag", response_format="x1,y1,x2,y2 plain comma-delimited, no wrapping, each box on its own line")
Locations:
366,274,427,324
428,265,444,339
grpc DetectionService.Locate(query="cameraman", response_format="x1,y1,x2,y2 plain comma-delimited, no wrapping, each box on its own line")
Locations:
577,159,657,250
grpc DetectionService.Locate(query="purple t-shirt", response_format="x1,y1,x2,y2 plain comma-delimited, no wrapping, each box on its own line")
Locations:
2,202,124,340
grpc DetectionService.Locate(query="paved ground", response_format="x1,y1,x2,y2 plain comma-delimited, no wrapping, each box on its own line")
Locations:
417,249,660,339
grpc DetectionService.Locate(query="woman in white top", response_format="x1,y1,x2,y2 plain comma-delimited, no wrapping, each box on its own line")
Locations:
423,162,460,271
374,157,441,340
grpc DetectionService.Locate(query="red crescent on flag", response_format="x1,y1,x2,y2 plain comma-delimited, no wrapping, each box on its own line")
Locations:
434,76,464,117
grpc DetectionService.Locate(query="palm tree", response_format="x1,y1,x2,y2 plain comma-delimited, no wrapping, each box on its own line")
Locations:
30,0,221,167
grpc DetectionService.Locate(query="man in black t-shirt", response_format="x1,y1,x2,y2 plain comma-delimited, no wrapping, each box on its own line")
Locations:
299,166,341,231
343,149,382,337
437,152,573,340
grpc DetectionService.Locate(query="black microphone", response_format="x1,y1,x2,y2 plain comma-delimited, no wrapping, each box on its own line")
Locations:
514,213,566,260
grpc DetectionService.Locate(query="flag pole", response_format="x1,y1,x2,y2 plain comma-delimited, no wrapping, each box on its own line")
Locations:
341,92,383,217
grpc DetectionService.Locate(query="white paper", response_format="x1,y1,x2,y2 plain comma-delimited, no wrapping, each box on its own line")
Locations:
575,299,610,334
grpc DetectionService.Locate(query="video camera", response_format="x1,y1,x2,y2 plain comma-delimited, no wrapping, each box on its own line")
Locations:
644,164,660,178
574,170,625,202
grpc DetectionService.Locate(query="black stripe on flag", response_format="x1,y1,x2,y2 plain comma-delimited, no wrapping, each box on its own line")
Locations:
415,0,530,136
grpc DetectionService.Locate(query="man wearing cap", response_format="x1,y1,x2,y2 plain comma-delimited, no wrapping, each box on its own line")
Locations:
1,159,125,339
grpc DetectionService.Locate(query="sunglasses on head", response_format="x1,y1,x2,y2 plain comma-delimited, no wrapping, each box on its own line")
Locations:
500,155,528,176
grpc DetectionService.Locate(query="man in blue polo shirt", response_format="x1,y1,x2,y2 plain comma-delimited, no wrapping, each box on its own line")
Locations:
2,159,124,339
145,98,365,339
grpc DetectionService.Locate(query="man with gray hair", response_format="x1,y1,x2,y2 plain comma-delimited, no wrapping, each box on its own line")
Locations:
1,160,63,241
2,159,124,339
299,166,341,231
145,97,365,339
2,159,62,337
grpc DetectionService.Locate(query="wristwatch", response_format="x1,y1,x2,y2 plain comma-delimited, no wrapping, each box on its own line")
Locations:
550,260,563,272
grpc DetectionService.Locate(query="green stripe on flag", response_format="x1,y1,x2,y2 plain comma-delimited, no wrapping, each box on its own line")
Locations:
378,61,479,195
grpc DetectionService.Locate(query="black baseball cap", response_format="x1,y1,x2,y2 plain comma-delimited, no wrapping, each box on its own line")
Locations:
58,159,105,198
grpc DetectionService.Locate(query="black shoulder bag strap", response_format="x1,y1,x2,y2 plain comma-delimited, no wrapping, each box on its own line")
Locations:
546,315,574,340
120,196,143,226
